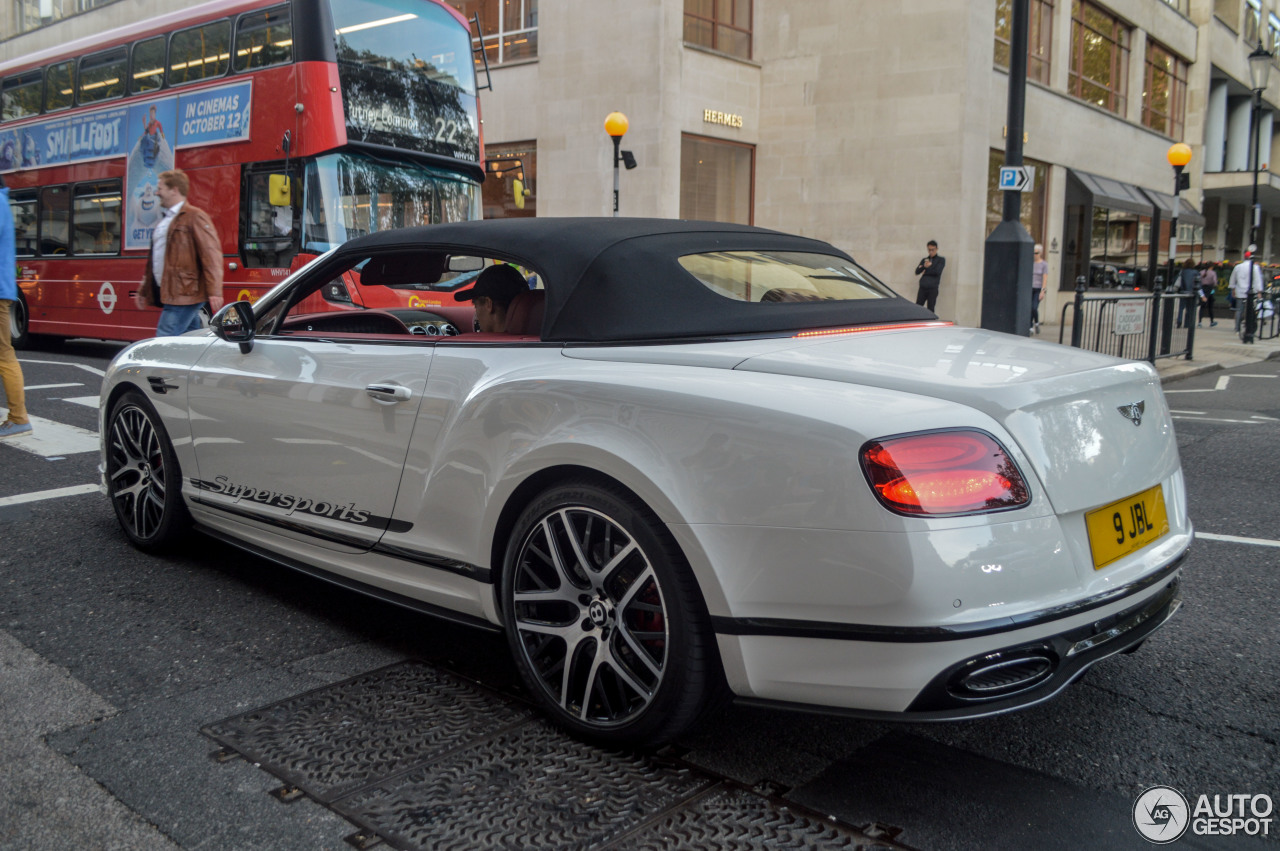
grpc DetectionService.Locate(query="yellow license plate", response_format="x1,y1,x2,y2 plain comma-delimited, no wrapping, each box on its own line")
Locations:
1085,485,1169,570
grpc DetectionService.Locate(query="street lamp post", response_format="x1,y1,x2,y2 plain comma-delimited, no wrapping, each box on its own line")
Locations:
1246,41,1273,343
1165,142,1192,340
604,112,636,217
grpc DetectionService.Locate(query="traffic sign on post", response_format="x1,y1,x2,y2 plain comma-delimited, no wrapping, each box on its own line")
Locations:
998,165,1036,192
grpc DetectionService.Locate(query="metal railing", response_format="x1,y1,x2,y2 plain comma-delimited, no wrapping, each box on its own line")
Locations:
1058,285,1196,363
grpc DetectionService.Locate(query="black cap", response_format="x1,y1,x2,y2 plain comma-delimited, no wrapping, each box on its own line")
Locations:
456,264,528,305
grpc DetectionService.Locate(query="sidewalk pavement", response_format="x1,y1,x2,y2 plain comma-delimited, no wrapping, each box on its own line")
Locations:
1042,318,1280,383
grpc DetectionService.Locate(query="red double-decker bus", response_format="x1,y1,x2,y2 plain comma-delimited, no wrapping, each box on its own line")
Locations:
1,0,484,346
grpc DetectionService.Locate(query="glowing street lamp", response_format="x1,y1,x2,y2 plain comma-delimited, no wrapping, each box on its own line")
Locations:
604,111,637,216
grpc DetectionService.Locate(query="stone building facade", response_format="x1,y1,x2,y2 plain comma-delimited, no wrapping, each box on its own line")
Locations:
6,0,1280,327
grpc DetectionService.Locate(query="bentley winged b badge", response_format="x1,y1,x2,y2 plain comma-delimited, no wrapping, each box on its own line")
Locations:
1117,401,1145,426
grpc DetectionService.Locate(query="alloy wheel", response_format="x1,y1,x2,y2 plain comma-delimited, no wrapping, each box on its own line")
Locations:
108,404,169,541
510,505,669,727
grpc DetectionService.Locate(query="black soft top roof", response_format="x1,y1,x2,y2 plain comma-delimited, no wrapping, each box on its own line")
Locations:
340,217,935,342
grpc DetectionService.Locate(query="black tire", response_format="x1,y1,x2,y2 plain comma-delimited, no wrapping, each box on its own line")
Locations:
105,389,193,551
9,292,35,350
500,479,723,747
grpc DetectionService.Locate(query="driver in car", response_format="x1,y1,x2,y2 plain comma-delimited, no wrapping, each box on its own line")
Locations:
456,264,529,333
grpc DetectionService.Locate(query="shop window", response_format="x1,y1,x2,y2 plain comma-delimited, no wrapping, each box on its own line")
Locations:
1143,41,1188,139
684,0,752,60
680,134,753,225
72,181,122,255
78,48,128,105
45,61,75,112
483,141,536,218
1069,1,1130,115
985,150,1049,246
169,20,232,85
994,0,1054,85
448,0,538,65
131,37,167,94
235,5,294,72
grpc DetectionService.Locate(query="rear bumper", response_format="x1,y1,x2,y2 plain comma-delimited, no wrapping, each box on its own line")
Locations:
715,550,1185,719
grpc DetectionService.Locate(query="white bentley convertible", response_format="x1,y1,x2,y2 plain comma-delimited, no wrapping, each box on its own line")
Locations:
100,218,1188,744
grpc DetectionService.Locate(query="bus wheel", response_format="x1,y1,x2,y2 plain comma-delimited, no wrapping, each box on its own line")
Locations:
9,292,33,350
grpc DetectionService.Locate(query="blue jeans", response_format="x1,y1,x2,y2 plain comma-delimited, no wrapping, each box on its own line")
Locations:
155,303,205,337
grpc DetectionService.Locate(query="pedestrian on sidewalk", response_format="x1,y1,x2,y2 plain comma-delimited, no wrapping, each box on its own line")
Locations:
913,240,945,313
1198,262,1219,327
0,174,31,439
1176,259,1198,328
1030,244,1047,333
134,169,224,336
1230,248,1264,339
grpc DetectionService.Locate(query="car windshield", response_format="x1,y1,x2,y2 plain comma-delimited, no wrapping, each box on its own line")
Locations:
678,251,898,303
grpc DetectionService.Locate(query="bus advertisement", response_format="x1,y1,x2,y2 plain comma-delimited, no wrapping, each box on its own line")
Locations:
1,0,485,346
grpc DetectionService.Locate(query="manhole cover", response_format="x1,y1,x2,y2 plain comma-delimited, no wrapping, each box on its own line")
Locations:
202,660,531,802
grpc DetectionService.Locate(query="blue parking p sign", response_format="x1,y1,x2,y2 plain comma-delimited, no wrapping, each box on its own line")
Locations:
999,166,1034,192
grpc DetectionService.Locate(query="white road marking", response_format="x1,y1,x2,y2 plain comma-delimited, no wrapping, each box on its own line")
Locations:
25,383,84,391
1198,532,1280,549
1171,416,1262,424
1170,410,1204,415
0,484,100,507
1168,373,1276,393
62,396,100,409
17,358,105,377
0,408,99,456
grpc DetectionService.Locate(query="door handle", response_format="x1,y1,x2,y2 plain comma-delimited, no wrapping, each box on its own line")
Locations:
366,383,412,404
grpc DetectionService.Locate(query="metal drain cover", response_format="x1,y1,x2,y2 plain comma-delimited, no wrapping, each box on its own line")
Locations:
203,660,900,851
202,660,531,802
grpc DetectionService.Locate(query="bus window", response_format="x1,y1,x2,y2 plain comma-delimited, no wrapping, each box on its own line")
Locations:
2,71,43,123
79,48,128,105
169,20,232,86
73,181,123,255
235,5,293,72
40,187,70,256
131,37,166,94
243,166,299,268
45,61,75,112
8,191,37,257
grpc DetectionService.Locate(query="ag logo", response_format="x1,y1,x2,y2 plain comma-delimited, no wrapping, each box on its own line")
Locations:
98,281,117,314
1134,786,1190,843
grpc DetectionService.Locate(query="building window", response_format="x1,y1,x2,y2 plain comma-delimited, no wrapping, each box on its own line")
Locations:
994,0,1054,85
483,141,536,218
1143,41,1188,139
680,134,753,225
684,0,752,60
1214,0,1240,32
1246,0,1262,45
1069,1,1130,115
1157,0,1185,13
448,0,538,65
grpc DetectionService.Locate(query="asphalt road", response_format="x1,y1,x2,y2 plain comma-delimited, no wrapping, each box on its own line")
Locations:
0,341,1276,851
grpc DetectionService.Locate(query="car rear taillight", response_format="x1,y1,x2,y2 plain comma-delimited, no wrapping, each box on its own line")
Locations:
860,430,1030,516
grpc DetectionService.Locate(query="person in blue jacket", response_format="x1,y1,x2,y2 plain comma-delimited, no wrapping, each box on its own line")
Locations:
0,174,30,438
0,174,29,437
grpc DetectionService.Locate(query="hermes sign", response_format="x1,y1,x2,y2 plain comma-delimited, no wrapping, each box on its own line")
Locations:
703,109,744,128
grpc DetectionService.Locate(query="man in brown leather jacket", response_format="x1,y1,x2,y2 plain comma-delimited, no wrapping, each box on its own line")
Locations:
133,169,224,336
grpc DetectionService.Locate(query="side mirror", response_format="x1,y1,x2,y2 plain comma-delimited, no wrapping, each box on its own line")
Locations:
210,301,256,353
268,174,292,206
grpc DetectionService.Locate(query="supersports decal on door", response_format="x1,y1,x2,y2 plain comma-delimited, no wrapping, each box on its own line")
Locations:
189,476,412,532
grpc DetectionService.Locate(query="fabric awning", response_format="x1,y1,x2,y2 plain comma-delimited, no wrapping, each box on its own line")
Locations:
1143,187,1206,227
1069,169,1157,216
